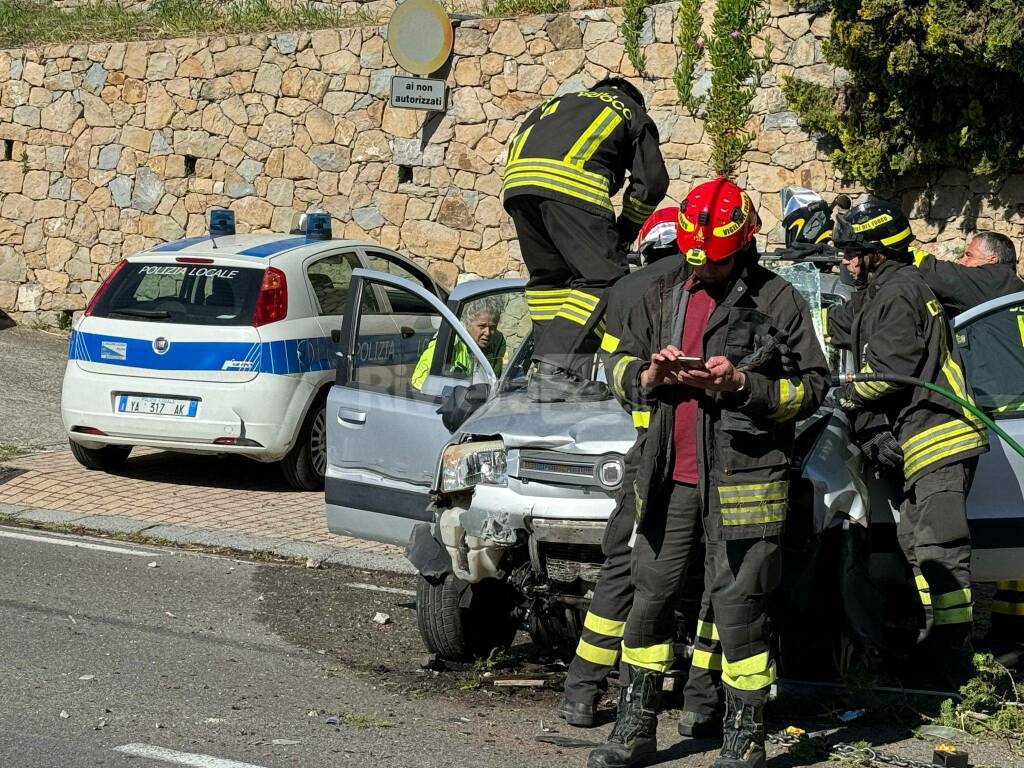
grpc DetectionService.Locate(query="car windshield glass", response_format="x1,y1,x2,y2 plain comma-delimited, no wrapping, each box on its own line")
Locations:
91,263,263,325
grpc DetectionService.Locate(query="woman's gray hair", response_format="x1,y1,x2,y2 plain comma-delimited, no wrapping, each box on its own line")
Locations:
464,295,503,323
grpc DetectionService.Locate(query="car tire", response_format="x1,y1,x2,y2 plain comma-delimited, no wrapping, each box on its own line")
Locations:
416,572,519,661
69,440,132,472
280,395,327,491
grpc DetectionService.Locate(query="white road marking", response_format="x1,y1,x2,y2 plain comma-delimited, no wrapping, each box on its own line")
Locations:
113,744,269,768
0,529,160,557
346,581,415,597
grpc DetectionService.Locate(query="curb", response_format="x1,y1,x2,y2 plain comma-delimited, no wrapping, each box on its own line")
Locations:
0,503,414,575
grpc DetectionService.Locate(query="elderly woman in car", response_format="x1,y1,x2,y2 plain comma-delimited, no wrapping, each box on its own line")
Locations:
412,296,507,390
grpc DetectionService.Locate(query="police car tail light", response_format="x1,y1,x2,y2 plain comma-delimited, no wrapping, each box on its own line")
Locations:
84,260,129,316
252,267,288,327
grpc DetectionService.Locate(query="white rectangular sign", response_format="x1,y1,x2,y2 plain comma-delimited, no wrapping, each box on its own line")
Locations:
390,76,447,112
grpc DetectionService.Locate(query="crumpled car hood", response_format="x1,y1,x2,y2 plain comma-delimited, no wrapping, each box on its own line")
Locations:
458,390,634,454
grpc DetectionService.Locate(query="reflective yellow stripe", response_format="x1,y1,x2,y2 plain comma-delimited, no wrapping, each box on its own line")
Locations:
770,378,805,421
718,480,788,496
853,378,895,399
541,98,560,117
718,479,788,523
915,574,931,606
622,195,656,225
692,649,722,671
933,587,972,609
576,638,620,666
902,419,980,456
912,249,929,267
556,306,590,325
992,600,1024,616
632,410,650,429
600,333,620,354
1018,316,1024,348
583,612,626,638
697,620,720,642
722,653,776,691
505,157,611,192
904,432,987,478
880,226,912,247
934,606,973,625
622,642,674,673
612,355,639,400
508,125,533,163
997,580,1024,591
567,289,600,308
565,107,622,167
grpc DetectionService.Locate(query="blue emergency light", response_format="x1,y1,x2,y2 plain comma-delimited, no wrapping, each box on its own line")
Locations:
305,212,332,240
210,209,236,237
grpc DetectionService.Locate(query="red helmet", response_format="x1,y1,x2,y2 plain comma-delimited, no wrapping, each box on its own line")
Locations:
676,178,760,265
637,207,680,255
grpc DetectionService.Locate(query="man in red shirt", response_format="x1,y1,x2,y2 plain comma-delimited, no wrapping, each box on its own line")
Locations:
590,180,830,768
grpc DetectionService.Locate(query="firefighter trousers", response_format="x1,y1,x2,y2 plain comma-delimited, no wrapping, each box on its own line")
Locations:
898,461,975,639
621,482,781,706
991,581,1024,642
506,195,628,376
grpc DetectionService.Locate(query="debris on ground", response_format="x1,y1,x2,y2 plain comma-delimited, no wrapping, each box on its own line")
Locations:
325,715,340,725
147,562,158,568
420,654,445,671
372,612,391,625
270,738,300,746
535,734,600,748
305,558,322,569
838,708,866,722
59,710,69,719
78,675,94,681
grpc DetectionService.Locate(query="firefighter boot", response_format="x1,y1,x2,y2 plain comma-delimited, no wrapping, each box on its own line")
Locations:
677,709,723,739
528,362,610,403
710,690,766,768
587,668,662,768
558,696,597,728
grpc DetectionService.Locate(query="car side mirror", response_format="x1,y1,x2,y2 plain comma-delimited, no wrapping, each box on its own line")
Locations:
330,329,341,344
436,383,491,433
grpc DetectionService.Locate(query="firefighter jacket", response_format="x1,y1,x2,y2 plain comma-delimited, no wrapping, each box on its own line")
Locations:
501,89,669,245
606,255,831,540
837,260,989,485
913,250,1023,316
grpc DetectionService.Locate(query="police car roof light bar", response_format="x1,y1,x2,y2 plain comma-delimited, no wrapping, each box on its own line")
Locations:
209,209,236,237
305,212,332,240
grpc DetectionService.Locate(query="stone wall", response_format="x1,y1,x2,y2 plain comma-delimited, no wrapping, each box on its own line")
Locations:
0,2,1021,325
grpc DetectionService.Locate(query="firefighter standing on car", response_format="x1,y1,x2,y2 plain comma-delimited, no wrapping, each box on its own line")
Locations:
829,198,989,688
502,78,669,402
559,208,696,727
589,179,830,768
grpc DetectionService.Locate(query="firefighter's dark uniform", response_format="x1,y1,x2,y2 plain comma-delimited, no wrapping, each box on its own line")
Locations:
830,261,989,648
608,255,830,706
502,88,669,375
912,250,1024,640
562,256,683,714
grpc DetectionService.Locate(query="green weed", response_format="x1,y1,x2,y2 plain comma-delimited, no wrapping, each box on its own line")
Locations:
937,653,1024,751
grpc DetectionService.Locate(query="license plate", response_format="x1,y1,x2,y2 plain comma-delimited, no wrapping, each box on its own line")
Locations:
116,395,198,417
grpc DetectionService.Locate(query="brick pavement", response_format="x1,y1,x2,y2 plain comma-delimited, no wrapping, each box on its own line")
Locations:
0,448,403,559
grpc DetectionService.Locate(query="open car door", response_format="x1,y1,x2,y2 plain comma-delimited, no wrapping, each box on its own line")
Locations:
953,290,1024,581
325,269,524,545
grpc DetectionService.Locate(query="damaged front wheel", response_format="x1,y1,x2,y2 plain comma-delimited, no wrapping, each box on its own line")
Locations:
415,572,519,661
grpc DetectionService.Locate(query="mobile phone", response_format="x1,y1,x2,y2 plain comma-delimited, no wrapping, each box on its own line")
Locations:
676,356,707,370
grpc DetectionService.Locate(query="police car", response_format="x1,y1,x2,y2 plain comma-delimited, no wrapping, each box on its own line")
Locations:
60,211,445,490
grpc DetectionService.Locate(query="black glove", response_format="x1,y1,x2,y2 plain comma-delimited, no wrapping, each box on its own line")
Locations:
861,430,903,470
737,333,800,375
834,384,859,413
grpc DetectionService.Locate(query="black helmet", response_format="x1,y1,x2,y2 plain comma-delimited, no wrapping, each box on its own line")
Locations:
833,196,913,260
593,77,645,110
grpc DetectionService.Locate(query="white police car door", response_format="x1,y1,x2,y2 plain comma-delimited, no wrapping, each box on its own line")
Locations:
953,290,1024,581
325,270,499,546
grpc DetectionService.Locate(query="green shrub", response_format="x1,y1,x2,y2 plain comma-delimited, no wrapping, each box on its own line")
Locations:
785,0,1024,190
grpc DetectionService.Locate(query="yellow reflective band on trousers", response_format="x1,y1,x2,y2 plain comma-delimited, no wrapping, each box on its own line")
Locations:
622,195,656,225
934,606,974,625
556,290,600,327
992,601,1024,617
901,418,987,479
933,587,972,609
526,289,569,322
692,649,722,671
576,638,620,667
612,355,639,400
721,653,776,691
600,332,621,354
718,481,788,526
632,410,651,429
697,620,720,642
932,585,973,625
997,580,1024,591
584,611,626,639
770,378,806,421
622,642,674,673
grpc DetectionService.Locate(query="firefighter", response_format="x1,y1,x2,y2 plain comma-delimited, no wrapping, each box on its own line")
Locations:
559,208,690,728
502,77,669,403
914,233,1024,643
589,179,830,768
829,197,989,688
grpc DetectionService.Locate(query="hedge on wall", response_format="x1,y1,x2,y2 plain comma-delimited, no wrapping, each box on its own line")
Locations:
784,0,1024,190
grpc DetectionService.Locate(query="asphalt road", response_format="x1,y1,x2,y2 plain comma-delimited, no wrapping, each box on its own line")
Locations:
0,326,68,450
4,526,1021,768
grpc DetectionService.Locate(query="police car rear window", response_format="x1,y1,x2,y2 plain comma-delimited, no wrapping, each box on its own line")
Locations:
90,263,263,326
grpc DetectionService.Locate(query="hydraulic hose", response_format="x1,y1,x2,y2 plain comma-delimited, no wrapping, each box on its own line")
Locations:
833,372,1024,460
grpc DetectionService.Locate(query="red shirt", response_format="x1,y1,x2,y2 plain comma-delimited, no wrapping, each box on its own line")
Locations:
672,279,716,484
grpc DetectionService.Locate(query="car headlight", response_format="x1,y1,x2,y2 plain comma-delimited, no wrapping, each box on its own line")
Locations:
596,453,625,491
440,439,507,493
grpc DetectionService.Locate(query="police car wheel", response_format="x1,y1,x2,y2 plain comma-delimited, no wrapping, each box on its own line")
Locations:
280,397,327,491
69,440,132,472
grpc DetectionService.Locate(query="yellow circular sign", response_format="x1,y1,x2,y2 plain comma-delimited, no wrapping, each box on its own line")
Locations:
387,0,454,76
